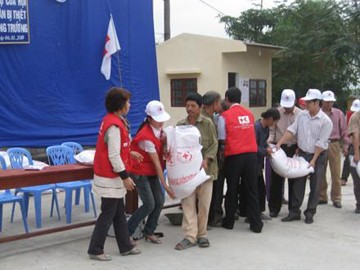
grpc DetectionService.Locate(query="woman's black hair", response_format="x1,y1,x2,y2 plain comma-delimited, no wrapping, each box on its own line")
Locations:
105,87,131,113
135,117,150,135
260,108,280,121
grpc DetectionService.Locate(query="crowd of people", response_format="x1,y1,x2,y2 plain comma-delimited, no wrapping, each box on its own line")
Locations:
86,86,360,261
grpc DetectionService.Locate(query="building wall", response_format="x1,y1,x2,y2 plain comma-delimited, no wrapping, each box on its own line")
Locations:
156,34,273,126
221,46,273,119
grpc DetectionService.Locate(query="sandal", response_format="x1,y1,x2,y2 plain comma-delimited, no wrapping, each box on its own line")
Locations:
145,234,162,244
174,238,196,250
197,237,210,248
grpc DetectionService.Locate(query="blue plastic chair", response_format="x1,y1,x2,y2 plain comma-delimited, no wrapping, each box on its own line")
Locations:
46,145,96,224
61,142,87,205
7,147,61,229
0,155,29,233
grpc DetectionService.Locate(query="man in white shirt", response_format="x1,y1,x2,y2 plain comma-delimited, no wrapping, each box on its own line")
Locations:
276,89,333,224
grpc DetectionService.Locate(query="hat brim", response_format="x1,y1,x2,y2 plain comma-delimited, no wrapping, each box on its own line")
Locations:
323,98,336,102
280,100,295,108
151,111,170,122
350,105,360,112
303,96,320,101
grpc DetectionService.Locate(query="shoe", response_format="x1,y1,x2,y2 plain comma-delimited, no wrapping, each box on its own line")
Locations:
221,222,234,230
121,247,141,256
341,179,347,186
354,208,360,214
208,220,222,228
145,235,162,244
318,200,328,205
305,215,314,224
281,213,301,222
261,213,272,221
89,254,112,261
333,202,342,208
269,211,278,218
250,222,263,233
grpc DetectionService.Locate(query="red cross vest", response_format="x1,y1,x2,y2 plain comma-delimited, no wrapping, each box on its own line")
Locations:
94,113,131,178
129,123,165,176
221,104,258,157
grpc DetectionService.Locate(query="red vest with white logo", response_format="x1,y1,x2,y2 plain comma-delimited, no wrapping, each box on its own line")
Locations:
222,104,258,156
94,113,131,178
130,124,165,176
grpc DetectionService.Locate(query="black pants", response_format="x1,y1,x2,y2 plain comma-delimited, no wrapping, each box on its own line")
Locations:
208,165,225,223
239,172,267,214
223,153,262,229
289,150,326,217
341,144,353,182
268,144,297,214
88,197,133,255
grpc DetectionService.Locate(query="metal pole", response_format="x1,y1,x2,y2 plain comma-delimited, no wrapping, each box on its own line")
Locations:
164,0,171,41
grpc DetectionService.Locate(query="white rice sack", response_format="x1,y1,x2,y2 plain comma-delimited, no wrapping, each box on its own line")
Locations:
0,151,11,169
163,126,210,199
270,148,314,178
0,151,48,169
74,150,96,165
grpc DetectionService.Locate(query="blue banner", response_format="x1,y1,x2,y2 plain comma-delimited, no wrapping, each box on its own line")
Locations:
0,0,30,44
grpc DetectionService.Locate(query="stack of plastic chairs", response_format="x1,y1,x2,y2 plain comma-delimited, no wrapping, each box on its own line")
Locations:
7,147,60,229
0,155,29,233
46,145,96,224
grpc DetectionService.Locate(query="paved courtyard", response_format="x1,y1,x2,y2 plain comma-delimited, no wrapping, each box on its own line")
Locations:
1,175,360,270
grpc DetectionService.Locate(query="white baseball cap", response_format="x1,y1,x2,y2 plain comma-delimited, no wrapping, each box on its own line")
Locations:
303,89,322,101
322,90,336,102
280,89,296,108
351,99,360,112
145,100,170,122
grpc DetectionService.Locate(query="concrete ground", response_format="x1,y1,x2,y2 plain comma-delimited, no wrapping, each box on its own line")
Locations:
1,177,360,270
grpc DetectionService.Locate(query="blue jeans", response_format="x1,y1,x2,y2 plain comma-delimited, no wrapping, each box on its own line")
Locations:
127,175,165,236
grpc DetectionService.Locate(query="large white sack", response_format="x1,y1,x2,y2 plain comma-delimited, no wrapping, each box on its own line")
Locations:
270,147,314,178
0,151,48,169
163,126,210,199
74,150,96,165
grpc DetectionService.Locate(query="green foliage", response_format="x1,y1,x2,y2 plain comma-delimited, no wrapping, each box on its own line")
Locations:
220,0,360,111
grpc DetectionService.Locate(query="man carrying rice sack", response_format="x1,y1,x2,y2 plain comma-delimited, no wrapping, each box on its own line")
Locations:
276,89,333,224
174,93,218,250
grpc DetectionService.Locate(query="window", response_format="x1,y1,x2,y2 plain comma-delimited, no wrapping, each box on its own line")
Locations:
228,73,236,88
170,78,197,107
249,79,266,107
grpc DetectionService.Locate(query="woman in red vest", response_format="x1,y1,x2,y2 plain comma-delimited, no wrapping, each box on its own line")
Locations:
128,100,174,244
88,87,141,261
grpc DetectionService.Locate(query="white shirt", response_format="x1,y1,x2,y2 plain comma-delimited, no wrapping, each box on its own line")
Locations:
287,109,333,153
138,125,161,153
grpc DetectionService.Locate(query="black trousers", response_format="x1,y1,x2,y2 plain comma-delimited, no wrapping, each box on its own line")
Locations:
208,165,225,223
268,144,298,214
341,144,353,182
223,153,262,229
239,172,267,214
88,197,133,255
289,150,326,216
